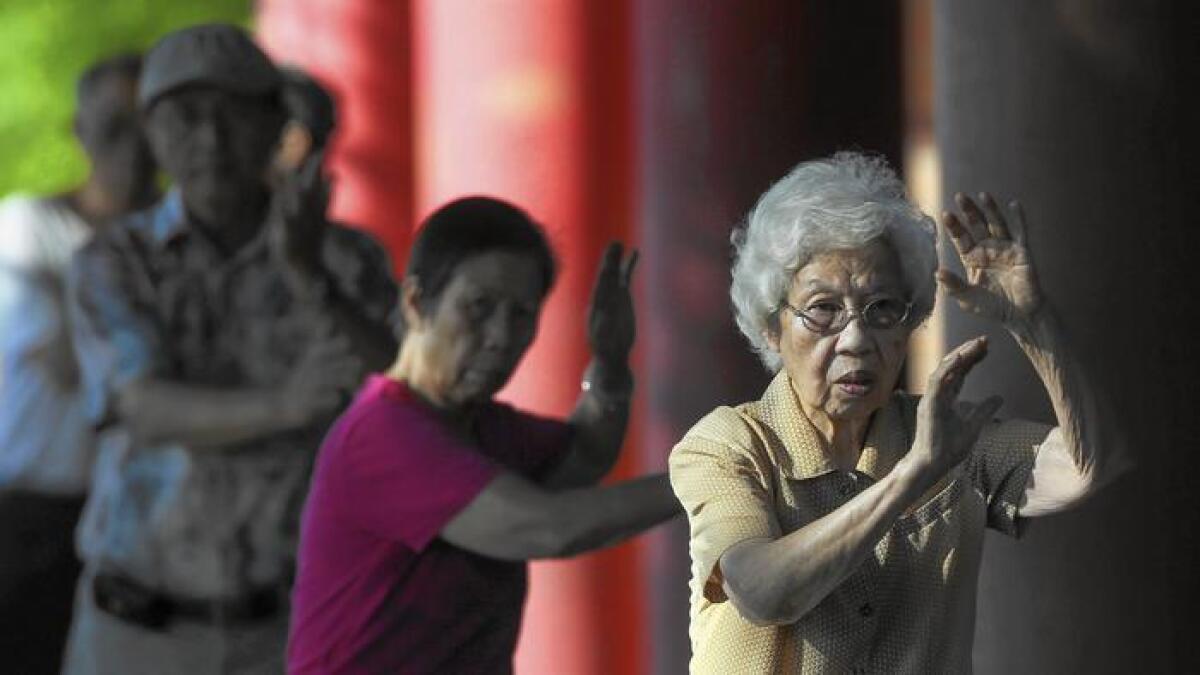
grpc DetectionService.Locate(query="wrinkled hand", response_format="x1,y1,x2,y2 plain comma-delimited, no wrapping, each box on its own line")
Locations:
939,192,1044,326
905,337,1004,486
279,326,362,426
587,242,639,365
269,150,330,289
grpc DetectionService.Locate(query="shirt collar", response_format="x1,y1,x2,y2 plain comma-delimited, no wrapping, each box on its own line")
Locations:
150,189,189,248
148,189,271,264
754,369,912,482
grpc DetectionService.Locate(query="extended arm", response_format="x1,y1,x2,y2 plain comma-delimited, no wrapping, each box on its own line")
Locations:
1008,310,1129,515
940,192,1131,517
440,471,678,560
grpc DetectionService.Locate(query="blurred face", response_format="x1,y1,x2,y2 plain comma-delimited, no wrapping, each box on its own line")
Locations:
144,86,284,220
76,74,155,202
769,240,912,425
405,251,545,407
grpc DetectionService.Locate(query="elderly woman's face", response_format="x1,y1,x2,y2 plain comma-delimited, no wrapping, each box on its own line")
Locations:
410,250,545,407
771,240,911,424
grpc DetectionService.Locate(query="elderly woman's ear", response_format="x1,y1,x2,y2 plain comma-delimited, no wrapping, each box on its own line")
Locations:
399,277,425,328
762,325,781,353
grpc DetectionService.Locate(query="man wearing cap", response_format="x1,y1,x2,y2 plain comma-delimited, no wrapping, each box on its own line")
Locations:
61,24,398,674
0,51,157,675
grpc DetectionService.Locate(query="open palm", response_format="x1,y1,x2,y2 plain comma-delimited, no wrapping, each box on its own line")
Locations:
939,192,1043,325
587,242,639,364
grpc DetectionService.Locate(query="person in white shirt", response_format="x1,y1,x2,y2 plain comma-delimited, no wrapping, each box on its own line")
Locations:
0,52,157,673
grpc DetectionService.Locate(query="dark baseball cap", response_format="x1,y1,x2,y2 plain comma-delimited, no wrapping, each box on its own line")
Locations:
138,23,282,109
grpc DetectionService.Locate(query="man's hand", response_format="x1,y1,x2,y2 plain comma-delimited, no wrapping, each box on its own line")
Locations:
277,328,362,427
269,150,330,295
939,192,1044,327
587,242,638,366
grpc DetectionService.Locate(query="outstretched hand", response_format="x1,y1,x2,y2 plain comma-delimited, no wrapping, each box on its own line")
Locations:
939,192,1044,326
906,336,1004,485
587,242,639,365
270,149,331,286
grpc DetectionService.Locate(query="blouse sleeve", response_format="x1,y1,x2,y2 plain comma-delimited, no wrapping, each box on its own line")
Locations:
967,415,1053,537
669,407,782,604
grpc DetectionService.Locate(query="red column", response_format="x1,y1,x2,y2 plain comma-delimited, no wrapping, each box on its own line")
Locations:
260,2,646,673
257,0,414,267
413,2,644,673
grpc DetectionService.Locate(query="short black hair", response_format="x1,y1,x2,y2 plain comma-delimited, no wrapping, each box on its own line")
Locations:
77,52,142,108
405,196,558,317
280,67,336,149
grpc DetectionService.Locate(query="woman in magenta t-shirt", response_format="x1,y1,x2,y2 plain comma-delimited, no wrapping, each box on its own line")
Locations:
287,197,680,674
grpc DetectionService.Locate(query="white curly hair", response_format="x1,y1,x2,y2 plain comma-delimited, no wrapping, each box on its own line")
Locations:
730,151,937,372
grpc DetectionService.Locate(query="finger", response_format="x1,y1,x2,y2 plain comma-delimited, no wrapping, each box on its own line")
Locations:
953,192,991,243
936,268,970,296
936,268,987,314
926,336,989,399
591,243,623,303
619,248,640,287
1007,200,1028,246
978,192,1011,240
940,211,975,258
599,242,622,280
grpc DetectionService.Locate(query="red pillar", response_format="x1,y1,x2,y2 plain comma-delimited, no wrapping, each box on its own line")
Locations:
257,0,415,267
413,2,644,673
260,2,646,673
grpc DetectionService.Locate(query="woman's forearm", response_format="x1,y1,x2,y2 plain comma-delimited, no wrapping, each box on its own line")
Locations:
549,358,633,489
721,461,929,625
552,473,679,557
1007,307,1127,486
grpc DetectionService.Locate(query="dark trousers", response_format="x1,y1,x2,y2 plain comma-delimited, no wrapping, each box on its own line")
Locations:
0,490,86,674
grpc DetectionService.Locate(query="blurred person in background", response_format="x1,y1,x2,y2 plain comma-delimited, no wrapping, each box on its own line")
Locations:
288,197,680,674
0,52,156,674
670,152,1129,673
61,24,397,675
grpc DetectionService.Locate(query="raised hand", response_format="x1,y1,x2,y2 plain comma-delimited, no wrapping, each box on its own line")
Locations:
587,242,639,366
938,192,1044,326
269,149,331,290
905,337,1004,485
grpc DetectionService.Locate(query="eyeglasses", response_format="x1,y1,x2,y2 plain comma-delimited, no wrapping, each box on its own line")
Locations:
780,297,912,334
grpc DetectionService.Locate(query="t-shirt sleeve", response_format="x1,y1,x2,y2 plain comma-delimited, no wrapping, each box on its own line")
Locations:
67,237,168,425
668,407,781,604
967,416,1053,538
335,404,502,552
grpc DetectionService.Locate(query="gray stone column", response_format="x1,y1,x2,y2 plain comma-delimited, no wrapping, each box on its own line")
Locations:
935,1,1200,671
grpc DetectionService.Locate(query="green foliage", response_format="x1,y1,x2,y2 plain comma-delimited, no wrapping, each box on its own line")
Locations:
0,0,252,198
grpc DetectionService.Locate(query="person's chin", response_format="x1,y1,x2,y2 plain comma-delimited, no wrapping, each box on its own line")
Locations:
827,392,886,419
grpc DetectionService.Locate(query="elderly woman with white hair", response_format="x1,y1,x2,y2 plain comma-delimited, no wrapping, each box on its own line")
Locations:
669,152,1128,673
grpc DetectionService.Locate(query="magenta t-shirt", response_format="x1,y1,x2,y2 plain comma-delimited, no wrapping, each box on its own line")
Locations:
287,375,571,674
